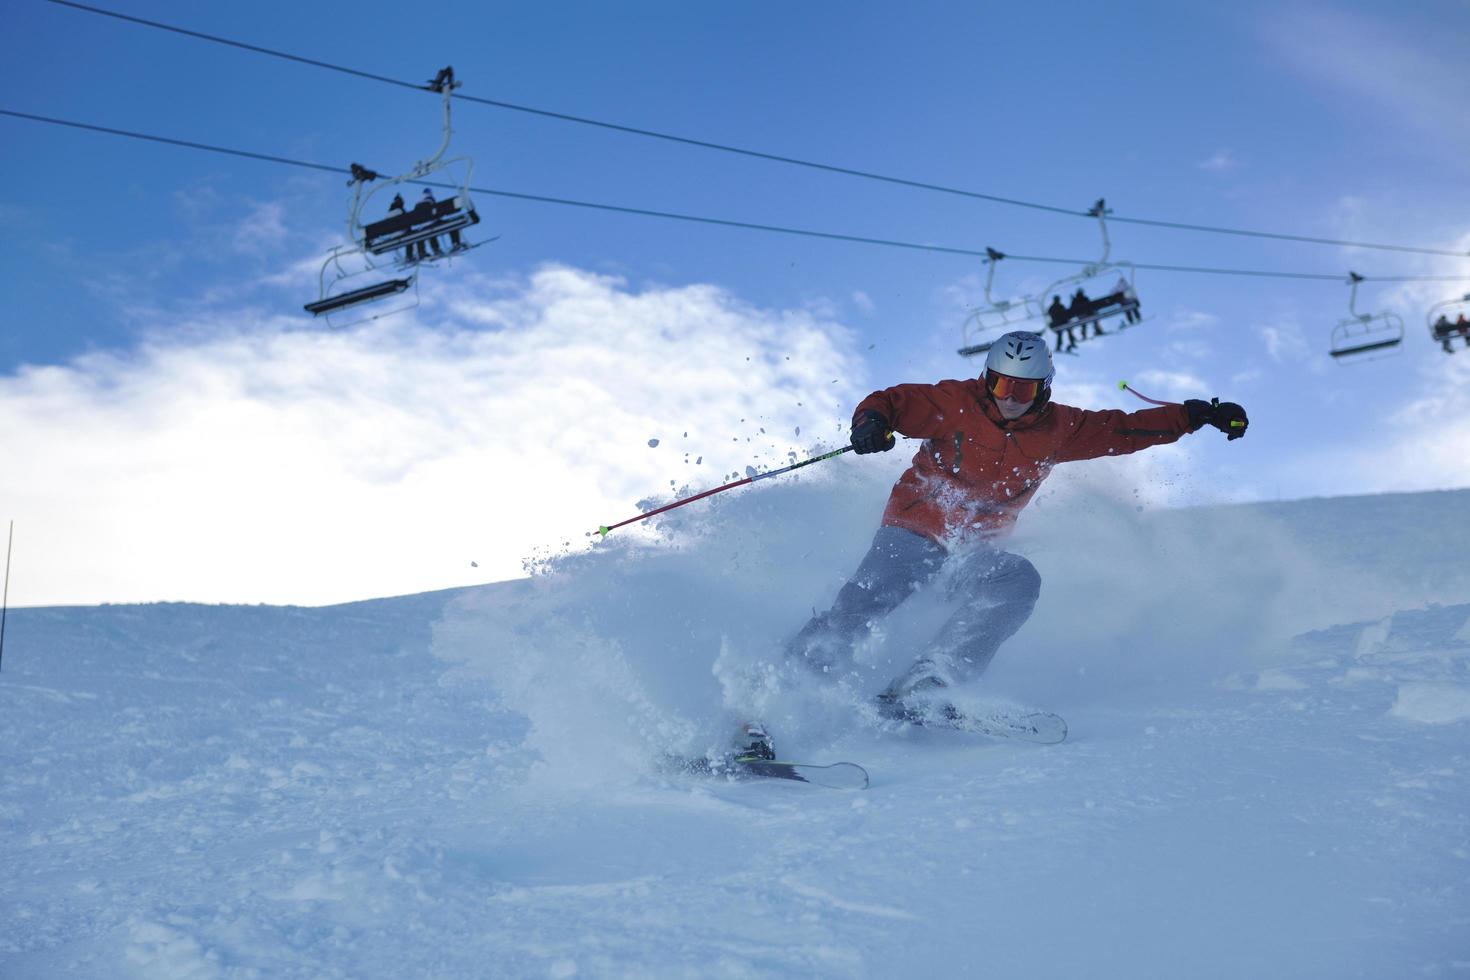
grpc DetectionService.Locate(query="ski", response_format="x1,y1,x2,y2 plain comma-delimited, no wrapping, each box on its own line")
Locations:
664,754,870,790
877,697,1067,744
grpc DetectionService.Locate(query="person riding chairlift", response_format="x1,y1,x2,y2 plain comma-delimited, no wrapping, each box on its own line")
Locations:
1433,315,1454,353
387,194,412,265
413,188,467,260
413,189,445,261
1070,288,1103,339
1110,275,1141,325
1046,295,1078,352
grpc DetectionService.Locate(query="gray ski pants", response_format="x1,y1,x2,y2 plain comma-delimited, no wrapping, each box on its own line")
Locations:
786,526,1041,684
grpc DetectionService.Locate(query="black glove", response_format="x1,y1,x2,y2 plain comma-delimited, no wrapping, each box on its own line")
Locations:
850,410,896,454
1184,398,1249,440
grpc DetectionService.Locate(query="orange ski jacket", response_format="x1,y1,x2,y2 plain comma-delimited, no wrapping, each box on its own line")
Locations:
853,378,1194,547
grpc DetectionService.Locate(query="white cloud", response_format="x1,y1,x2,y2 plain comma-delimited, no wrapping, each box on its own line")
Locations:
1273,351,1470,494
1165,338,1215,362
1167,310,1221,332
1257,317,1313,365
171,178,223,220
1230,367,1264,387
232,202,291,254
1197,150,1240,175
938,270,985,323
0,266,867,606
852,290,875,315
1133,369,1209,399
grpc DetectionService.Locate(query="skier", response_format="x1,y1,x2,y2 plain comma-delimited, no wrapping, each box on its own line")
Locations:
739,331,1247,755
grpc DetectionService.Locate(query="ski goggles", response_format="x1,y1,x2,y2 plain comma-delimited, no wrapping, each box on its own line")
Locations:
984,370,1044,403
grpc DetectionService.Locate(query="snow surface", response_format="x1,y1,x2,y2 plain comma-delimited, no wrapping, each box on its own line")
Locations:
3,475,1469,978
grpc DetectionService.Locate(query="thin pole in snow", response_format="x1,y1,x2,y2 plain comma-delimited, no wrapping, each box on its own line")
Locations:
0,521,11,673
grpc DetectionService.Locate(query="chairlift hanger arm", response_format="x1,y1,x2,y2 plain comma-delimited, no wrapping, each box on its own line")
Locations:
410,67,460,179
343,66,474,243
1345,271,1367,319
1032,200,1122,301
1091,198,1112,268
982,247,1005,304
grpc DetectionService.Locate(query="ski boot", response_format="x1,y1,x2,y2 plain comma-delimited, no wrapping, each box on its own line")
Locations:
875,658,955,722
732,722,776,762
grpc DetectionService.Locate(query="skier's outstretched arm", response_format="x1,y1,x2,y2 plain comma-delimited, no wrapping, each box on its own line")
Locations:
1051,397,1246,463
849,381,964,453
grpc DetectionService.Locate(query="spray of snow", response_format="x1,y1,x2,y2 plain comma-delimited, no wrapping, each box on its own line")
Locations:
434,440,1470,779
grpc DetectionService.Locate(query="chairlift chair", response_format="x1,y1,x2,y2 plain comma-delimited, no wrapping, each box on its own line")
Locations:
957,202,1146,359
1329,272,1404,361
349,67,479,264
1426,292,1470,355
957,248,1046,357
304,66,482,323
1035,200,1145,354
1040,264,1143,354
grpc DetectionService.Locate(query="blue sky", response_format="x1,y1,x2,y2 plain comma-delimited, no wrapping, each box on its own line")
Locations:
3,1,1469,605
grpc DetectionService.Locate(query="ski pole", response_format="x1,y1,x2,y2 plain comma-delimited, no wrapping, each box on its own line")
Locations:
1117,380,1175,406
1119,381,1245,432
595,445,854,538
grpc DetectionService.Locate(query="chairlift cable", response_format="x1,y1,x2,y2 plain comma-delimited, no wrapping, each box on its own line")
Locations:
44,0,1470,261
0,108,346,176
45,0,422,93
993,252,1455,283
4,107,1469,287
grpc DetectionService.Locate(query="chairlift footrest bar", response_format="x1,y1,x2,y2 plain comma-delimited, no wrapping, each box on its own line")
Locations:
304,277,413,316
1329,337,1403,358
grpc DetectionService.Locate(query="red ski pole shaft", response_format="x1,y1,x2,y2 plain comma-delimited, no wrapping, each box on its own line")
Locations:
595,445,854,538
1117,380,1177,406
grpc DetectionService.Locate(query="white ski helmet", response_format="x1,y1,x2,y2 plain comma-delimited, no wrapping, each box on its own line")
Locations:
983,331,1054,410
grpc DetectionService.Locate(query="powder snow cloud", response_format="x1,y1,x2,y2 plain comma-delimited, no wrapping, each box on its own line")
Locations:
0,265,866,605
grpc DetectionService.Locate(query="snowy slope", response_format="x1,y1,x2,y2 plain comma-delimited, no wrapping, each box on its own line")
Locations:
3,480,1468,978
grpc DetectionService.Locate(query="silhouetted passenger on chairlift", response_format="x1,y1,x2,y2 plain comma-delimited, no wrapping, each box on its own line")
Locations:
1112,275,1142,325
387,194,413,264
1047,295,1067,328
1071,288,1104,338
1046,295,1076,349
413,189,446,260
1457,313,1470,350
